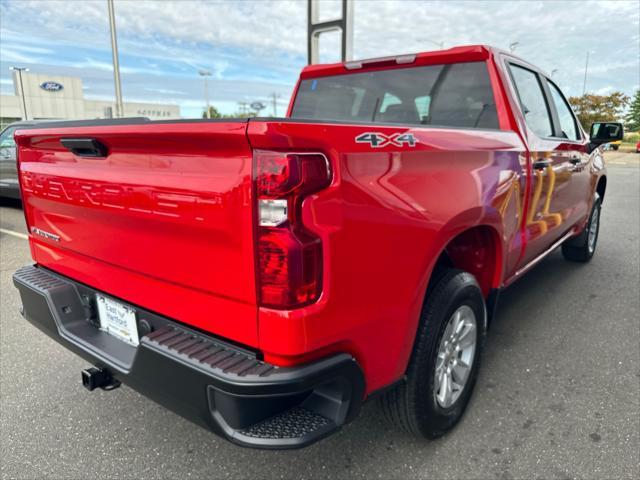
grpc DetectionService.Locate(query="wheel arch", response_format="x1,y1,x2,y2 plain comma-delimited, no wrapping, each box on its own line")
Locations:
396,213,506,386
428,224,504,299
402,222,503,374
391,222,502,404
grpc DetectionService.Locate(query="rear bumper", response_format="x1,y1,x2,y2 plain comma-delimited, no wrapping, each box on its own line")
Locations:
13,265,365,449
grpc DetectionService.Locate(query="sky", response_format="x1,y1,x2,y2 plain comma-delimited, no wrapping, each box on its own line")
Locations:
0,0,638,118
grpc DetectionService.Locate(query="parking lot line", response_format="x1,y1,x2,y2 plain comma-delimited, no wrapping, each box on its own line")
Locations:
0,228,28,240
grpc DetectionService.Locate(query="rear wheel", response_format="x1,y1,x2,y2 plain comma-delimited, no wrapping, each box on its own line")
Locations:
561,195,601,262
380,269,486,438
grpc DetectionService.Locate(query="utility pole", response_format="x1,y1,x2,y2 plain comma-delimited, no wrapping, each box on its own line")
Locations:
10,67,29,120
199,70,212,118
582,51,590,95
271,93,280,117
107,0,124,117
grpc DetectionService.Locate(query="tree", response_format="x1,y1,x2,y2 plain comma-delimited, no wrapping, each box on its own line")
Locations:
568,92,629,131
624,90,640,132
201,106,258,119
202,106,222,119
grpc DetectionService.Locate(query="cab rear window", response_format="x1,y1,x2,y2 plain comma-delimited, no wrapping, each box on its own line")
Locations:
291,61,499,129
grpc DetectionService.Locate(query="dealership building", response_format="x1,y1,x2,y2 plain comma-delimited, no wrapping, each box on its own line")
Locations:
1,71,181,129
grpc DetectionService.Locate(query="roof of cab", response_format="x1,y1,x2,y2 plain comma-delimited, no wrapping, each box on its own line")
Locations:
299,44,509,80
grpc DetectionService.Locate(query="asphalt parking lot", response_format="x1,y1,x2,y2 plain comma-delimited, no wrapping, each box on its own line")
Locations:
1,151,638,479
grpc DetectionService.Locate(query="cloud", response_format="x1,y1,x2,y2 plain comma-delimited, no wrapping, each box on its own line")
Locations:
594,86,614,95
144,87,187,96
349,0,639,97
0,0,638,115
0,49,44,64
75,58,159,75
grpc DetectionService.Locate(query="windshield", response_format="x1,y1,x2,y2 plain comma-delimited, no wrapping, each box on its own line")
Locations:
291,61,499,130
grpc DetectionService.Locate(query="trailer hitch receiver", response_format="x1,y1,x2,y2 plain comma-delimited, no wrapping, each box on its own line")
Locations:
81,367,121,391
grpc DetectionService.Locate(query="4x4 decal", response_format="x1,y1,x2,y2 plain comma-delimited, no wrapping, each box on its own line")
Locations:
355,132,417,148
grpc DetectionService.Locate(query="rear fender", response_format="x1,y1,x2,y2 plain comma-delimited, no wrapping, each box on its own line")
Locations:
399,212,503,375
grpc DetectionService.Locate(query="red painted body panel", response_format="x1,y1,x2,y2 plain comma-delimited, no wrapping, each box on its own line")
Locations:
248,121,527,391
299,45,491,80
14,45,606,397
15,122,259,347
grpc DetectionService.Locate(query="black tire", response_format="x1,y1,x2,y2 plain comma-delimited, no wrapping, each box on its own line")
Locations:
612,145,619,151
380,269,486,438
561,195,601,263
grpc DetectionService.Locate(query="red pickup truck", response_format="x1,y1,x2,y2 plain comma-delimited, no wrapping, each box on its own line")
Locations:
13,45,623,449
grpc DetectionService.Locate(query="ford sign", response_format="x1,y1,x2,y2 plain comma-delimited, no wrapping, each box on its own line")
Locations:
40,81,64,92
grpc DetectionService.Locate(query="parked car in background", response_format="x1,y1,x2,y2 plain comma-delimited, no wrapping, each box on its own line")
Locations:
0,121,44,199
636,141,640,152
608,139,622,150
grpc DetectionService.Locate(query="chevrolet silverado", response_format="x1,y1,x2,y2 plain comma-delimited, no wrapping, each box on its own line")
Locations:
12,45,623,449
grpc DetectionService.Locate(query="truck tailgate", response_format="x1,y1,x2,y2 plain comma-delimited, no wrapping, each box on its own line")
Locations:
14,120,258,346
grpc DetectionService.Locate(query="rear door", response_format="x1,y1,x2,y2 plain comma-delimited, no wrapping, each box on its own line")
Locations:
15,120,259,346
506,62,577,266
544,78,591,223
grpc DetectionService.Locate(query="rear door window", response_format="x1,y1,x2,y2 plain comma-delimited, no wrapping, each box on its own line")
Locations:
291,61,499,129
508,64,553,138
547,80,580,140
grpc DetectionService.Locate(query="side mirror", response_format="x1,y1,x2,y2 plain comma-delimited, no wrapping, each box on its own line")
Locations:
590,122,624,145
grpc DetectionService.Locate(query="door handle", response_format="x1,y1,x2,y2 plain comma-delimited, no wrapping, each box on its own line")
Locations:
60,138,108,158
533,159,552,170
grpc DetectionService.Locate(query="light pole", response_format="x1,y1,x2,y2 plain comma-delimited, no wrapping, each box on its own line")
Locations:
199,70,212,118
509,42,519,53
582,51,590,95
107,0,124,117
10,67,29,120
270,92,281,116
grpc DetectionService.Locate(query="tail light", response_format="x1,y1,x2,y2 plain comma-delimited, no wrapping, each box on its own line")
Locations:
255,150,331,309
